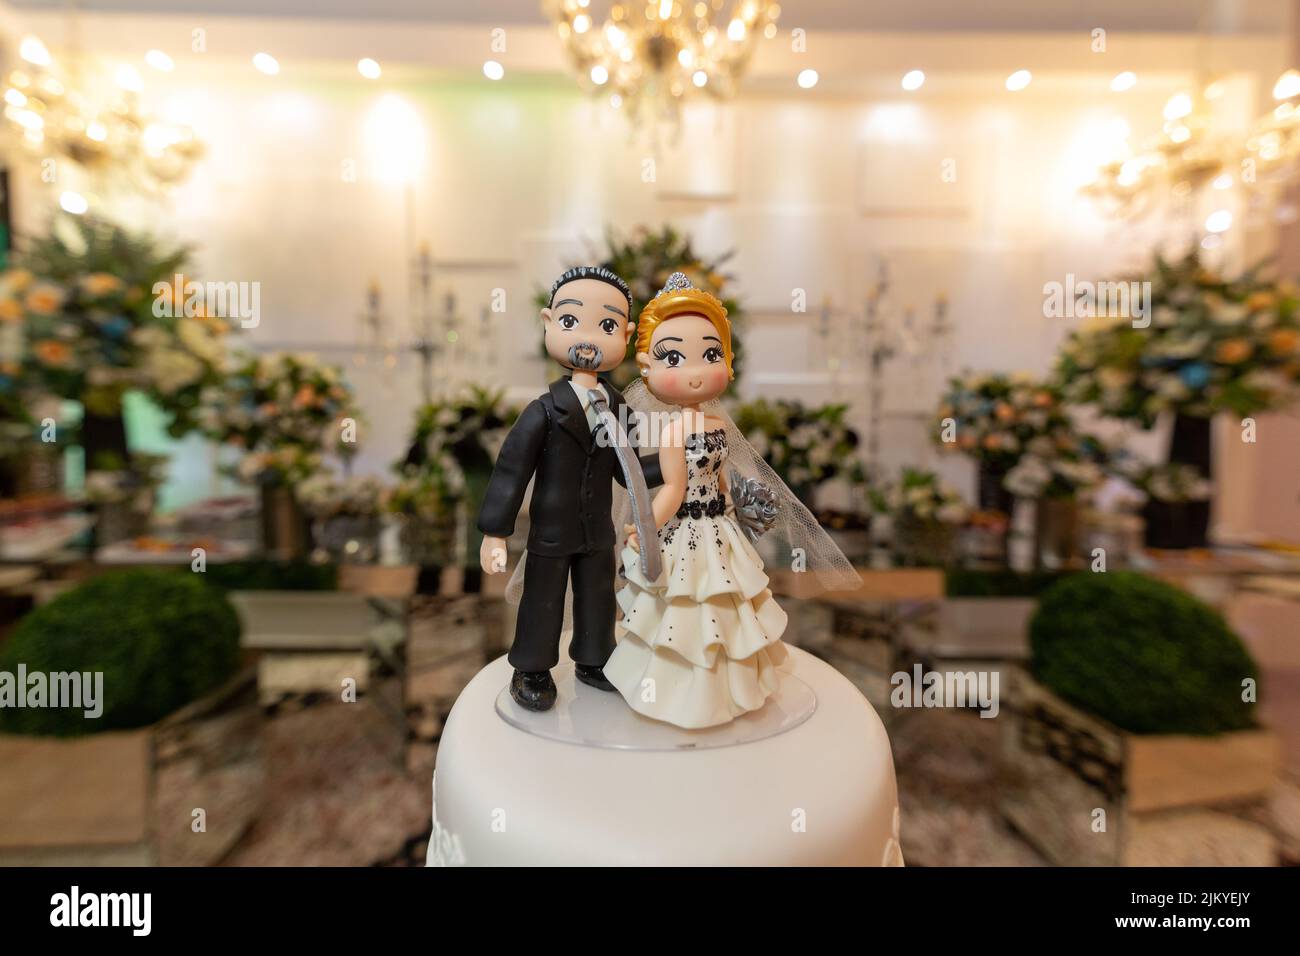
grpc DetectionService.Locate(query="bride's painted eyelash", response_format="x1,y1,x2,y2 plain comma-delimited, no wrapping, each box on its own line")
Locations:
651,343,674,360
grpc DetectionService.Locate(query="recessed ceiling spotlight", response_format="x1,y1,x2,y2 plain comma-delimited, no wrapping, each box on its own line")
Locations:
357,58,381,80
797,69,818,90
483,60,505,81
1005,69,1031,92
253,52,280,75
1110,71,1136,92
145,49,174,72
901,70,925,91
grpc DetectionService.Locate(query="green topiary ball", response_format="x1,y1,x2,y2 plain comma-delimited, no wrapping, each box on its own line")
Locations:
0,568,241,736
1029,571,1258,735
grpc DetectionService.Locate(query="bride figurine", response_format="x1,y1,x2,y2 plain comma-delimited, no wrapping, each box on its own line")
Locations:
606,273,860,729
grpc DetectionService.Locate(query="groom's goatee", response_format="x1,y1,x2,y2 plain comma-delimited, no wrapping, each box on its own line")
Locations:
567,342,604,370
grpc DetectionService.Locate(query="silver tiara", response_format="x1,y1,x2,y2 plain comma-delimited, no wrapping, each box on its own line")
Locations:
658,271,694,296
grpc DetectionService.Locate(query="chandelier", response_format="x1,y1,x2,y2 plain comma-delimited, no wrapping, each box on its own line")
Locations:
542,1,781,127
2,36,202,194
1084,69,1300,223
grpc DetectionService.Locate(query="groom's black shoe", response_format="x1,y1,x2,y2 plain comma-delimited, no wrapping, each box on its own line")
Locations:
511,669,557,711
574,663,616,692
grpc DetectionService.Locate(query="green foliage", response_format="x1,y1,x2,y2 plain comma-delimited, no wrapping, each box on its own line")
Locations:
1029,571,1258,735
533,224,745,385
204,560,338,592
945,568,1065,598
0,569,241,736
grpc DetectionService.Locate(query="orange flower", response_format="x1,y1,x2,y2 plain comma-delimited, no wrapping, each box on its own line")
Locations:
80,272,124,297
0,298,22,323
24,283,66,315
33,340,72,366
994,402,1015,422
293,386,316,408
1215,339,1252,364
1245,291,1275,311
1032,390,1054,407
1269,328,1299,356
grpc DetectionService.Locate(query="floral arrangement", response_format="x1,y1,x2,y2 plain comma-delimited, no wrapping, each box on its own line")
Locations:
296,473,387,518
384,465,464,523
82,452,170,509
1002,439,1106,500
734,398,863,504
199,352,359,486
402,386,518,478
869,467,970,525
1110,457,1212,504
1053,248,1300,425
933,371,1106,501
535,224,744,384
0,216,232,434
933,372,1073,469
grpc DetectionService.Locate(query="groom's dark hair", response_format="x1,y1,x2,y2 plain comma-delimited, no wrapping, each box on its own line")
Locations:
549,266,632,311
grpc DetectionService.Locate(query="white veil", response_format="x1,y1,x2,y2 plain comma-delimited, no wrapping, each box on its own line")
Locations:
503,378,862,617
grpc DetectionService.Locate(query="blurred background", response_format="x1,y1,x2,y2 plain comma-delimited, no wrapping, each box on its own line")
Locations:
0,0,1297,866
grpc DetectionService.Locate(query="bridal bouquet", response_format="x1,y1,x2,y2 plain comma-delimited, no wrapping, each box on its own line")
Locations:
1053,249,1300,424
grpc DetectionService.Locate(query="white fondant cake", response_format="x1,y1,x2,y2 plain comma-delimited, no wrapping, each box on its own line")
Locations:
428,645,903,866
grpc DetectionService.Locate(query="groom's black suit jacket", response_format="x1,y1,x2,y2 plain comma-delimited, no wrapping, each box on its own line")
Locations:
477,378,660,557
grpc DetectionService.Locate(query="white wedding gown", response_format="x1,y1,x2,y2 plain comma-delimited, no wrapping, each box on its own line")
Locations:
606,428,790,729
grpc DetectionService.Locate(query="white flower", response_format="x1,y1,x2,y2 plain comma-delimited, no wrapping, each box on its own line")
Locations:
143,348,203,394
1210,302,1249,325
177,317,224,364
936,502,969,524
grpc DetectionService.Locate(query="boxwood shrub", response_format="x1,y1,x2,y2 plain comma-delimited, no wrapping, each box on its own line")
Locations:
1029,571,1258,735
0,568,241,736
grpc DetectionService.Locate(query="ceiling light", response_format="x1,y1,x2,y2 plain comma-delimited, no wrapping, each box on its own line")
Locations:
357,58,381,80
145,50,174,72
1110,71,1136,92
901,70,925,91
797,69,818,90
253,52,280,76
1006,70,1031,92
483,60,504,81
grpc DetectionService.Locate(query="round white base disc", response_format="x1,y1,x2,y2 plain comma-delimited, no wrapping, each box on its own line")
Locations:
494,662,817,751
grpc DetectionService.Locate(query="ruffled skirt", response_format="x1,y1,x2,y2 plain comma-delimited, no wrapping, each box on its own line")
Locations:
606,512,789,729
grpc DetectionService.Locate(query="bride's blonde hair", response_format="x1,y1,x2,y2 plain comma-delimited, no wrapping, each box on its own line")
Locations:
635,277,734,380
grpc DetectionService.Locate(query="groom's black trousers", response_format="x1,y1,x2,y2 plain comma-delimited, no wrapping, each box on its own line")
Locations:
509,547,618,672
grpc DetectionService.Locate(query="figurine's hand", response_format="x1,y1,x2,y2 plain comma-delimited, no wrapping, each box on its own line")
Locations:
623,523,639,552
480,536,508,574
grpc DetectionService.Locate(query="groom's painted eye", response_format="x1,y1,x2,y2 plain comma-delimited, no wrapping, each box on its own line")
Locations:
559,314,579,330
599,318,619,334
703,347,723,364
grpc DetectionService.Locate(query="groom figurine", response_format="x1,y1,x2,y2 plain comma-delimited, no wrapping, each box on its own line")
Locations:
478,266,660,712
